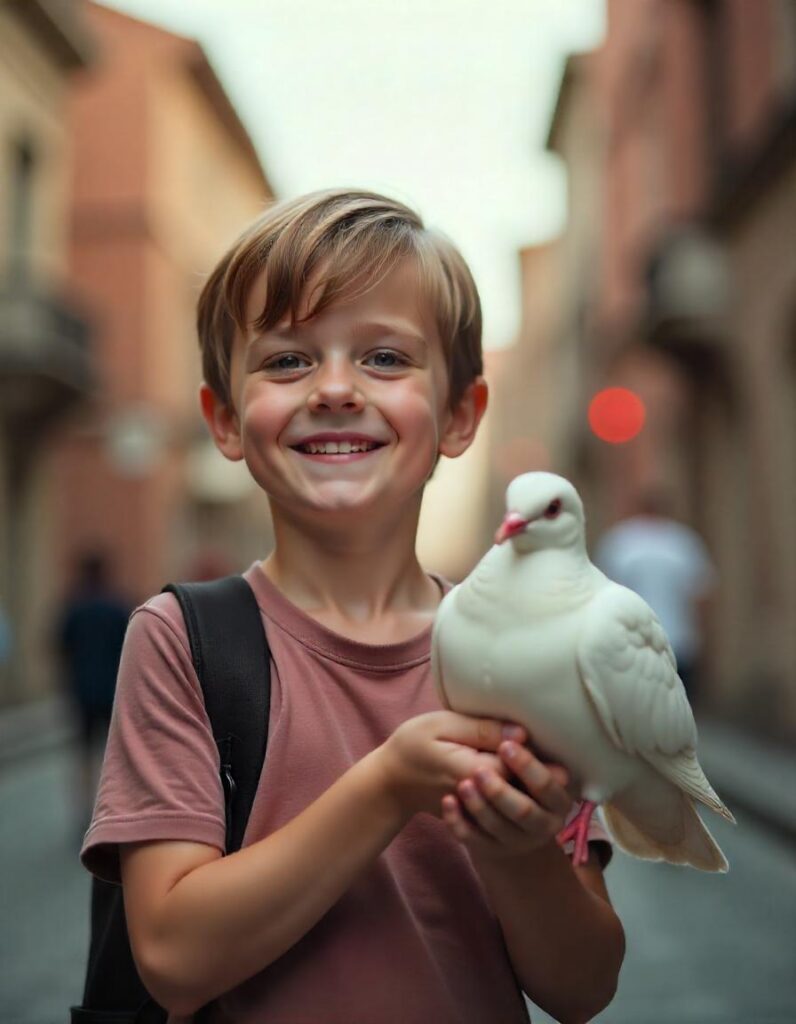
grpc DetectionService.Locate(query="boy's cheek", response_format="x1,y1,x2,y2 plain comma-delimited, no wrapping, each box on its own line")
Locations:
239,394,289,451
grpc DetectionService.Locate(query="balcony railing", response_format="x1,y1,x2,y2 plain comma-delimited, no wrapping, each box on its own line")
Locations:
0,285,94,423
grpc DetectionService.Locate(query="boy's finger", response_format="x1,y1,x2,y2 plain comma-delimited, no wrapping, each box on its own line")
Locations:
439,713,526,751
499,741,573,816
501,723,527,743
460,752,507,775
438,714,504,751
548,765,569,789
499,740,570,786
441,795,479,845
458,778,517,843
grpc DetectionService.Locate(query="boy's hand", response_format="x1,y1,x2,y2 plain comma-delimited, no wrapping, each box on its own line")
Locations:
376,711,527,820
441,740,575,861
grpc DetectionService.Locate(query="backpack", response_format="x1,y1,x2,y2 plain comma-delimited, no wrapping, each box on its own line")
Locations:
70,575,272,1023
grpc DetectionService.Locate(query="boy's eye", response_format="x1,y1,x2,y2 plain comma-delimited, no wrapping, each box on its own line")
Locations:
365,349,408,370
263,353,310,373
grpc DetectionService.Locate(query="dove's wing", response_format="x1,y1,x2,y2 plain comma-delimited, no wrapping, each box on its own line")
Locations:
576,583,694,755
577,583,733,819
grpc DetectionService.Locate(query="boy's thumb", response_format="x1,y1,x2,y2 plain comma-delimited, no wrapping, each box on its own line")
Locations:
441,712,524,751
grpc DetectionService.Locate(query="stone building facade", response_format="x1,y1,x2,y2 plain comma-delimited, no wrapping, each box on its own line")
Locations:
0,0,94,704
1,1,275,705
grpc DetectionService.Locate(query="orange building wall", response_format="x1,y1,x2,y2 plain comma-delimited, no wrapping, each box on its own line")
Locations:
52,2,272,603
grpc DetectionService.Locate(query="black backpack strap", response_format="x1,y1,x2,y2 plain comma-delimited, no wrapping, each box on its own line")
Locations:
71,575,272,1023
162,575,271,854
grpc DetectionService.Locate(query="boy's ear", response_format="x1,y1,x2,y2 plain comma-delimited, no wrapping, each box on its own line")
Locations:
199,383,244,462
438,376,489,459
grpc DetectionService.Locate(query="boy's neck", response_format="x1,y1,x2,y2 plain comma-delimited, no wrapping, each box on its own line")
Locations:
259,504,441,627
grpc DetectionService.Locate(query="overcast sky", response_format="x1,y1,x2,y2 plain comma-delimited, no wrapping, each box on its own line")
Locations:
100,0,604,351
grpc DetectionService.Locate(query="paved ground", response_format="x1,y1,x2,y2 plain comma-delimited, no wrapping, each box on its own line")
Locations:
1,734,794,1023
1,745,91,1023
529,804,796,1023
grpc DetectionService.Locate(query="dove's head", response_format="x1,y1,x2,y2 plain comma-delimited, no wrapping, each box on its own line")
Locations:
495,472,585,553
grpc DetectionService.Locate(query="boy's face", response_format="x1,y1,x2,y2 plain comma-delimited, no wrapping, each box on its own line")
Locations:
202,256,486,527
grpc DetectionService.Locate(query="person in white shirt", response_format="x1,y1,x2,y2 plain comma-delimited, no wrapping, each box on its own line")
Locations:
594,490,717,707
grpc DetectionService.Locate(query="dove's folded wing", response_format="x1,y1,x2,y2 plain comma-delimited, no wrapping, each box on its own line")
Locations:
576,584,732,820
576,584,695,756
577,585,733,823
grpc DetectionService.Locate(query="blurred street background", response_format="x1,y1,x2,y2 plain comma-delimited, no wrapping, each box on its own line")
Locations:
1,0,795,1020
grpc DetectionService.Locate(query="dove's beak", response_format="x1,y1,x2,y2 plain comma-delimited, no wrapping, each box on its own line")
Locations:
495,511,528,544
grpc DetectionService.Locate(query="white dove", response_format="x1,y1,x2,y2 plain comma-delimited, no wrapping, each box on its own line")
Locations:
432,471,735,871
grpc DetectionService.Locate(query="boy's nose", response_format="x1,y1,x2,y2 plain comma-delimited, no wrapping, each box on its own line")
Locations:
307,362,365,414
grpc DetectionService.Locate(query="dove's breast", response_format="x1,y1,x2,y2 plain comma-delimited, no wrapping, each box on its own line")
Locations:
435,596,637,799
438,605,582,740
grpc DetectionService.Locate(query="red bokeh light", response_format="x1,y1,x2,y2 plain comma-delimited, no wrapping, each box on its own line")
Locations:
588,387,646,444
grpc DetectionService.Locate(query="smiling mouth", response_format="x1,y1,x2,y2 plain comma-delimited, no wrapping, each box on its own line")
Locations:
291,440,385,455
289,440,388,462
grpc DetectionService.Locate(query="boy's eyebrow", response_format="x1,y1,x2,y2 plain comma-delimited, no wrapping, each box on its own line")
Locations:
354,319,428,345
248,319,428,348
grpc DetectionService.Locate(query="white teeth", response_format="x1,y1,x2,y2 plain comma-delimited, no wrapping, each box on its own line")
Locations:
299,440,378,454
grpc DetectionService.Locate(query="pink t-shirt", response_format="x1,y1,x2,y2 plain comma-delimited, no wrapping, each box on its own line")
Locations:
82,563,611,1023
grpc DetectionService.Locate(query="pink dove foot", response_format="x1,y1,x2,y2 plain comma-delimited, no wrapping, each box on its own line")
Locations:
556,800,597,867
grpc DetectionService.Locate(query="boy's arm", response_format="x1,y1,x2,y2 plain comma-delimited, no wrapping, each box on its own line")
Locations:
442,741,625,1024
120,711,513,1015
121,747,401,1014
471,843,625,1024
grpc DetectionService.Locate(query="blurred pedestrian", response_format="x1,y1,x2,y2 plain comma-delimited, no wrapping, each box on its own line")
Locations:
595,489,717,707
55,550,133,831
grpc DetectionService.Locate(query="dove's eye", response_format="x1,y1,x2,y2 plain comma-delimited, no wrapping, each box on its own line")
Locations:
544,499,562,519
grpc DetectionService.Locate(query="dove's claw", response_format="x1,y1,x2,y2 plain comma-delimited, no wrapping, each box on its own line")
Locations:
556,800,597,867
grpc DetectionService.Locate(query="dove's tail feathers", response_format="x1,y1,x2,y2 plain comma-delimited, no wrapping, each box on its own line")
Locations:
645,749,736,825
604,787,729,873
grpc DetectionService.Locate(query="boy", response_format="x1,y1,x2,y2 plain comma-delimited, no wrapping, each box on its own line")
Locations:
82,189,625,1023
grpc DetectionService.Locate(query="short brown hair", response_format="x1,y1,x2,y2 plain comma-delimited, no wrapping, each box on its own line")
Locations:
197,188,482,410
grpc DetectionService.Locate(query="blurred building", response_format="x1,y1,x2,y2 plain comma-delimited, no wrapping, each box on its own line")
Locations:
0,1,276,707
47,1,275,644
493,0,796,738
0,0,94,704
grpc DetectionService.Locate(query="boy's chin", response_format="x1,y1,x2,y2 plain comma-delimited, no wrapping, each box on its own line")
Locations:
302,484,387,515
267,478,372,510
282,481,420,521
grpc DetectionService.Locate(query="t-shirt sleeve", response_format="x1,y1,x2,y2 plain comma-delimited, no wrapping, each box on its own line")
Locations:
81,594,226,883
